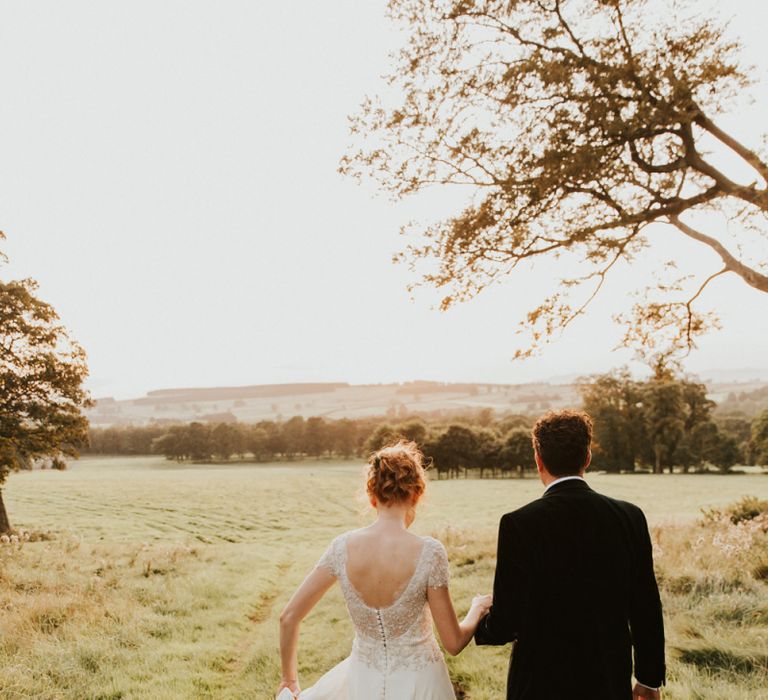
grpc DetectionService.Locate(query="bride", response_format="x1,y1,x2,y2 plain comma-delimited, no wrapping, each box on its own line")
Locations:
277,440,492,699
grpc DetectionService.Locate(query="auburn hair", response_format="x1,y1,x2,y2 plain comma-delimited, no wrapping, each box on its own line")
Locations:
366,440,427,505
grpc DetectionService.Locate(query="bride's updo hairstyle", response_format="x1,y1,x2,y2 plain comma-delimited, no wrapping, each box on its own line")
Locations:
366,440,427,506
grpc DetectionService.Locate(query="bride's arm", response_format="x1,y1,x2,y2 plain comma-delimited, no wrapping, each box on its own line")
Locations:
278,566,337,694
428,588,492,656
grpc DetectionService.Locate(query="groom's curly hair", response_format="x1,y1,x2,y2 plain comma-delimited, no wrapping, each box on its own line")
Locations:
532,410,593,477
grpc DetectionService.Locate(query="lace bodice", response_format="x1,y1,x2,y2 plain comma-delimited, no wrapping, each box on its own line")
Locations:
316,531,450,675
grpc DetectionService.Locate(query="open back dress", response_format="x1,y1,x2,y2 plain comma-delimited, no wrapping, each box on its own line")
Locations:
300,531,456,700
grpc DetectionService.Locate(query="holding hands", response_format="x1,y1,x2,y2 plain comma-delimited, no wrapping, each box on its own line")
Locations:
471,593,493,618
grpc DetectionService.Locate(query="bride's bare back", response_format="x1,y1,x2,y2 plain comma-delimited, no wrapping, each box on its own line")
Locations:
277,441,491,699
344,528,425,608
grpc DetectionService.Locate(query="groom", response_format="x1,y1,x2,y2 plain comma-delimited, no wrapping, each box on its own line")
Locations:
475,410,665,699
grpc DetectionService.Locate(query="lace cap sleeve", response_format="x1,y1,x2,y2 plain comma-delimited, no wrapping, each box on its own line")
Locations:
426,538,450,588
316,534,343,578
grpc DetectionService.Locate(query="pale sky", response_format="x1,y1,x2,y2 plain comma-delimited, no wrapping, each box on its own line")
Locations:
1,1,766,399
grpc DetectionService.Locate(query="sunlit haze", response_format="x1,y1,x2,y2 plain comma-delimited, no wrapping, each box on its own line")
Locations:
2,0,767,399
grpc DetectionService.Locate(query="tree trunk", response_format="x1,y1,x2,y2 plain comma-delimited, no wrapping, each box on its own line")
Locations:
654,445,662,474
0,489,11,533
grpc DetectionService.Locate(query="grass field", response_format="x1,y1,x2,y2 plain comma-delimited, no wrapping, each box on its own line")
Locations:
1,457,767,699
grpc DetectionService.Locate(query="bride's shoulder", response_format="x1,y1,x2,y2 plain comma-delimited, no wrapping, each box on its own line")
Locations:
316,530,356,576
419,534,446,548
325,527,365,550
419,536,450,587
419,535,449,558
324,529,351,548
334,527,367,543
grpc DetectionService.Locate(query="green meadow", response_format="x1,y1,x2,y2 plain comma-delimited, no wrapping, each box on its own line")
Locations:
1,457,767,699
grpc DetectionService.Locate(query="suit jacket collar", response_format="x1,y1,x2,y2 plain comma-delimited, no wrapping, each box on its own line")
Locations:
542,478,591,498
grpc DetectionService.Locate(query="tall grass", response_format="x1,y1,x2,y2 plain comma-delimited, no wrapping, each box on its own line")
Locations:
653,499,768,698
0,458,766,698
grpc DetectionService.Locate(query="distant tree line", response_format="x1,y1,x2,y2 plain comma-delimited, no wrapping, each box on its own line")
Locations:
580,369,766,473
84,411,538,478
366,415,535,479
84,371,768,476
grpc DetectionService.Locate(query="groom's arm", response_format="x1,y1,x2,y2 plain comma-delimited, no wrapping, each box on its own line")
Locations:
628,507,666,689
474,513,524,646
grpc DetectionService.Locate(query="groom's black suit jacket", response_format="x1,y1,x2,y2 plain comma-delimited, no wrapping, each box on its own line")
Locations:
475,479,665,700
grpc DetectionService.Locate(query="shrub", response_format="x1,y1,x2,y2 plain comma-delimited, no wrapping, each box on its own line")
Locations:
702,496,768,525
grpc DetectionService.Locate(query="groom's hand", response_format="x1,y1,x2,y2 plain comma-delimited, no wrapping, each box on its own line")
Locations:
632,683,661,699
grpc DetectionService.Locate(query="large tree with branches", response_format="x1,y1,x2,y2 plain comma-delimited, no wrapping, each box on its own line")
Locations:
0,237,91,532
341,0,767,364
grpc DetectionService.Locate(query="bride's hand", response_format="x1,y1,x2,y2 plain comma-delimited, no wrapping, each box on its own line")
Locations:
471,593,493,616
276,679,301,698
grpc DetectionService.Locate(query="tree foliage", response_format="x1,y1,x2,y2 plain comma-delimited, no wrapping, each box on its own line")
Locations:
752,409,768,466
342,0,768,364
579,369,644,471
580,367,744,472
502,427,534,476
0,276,91,531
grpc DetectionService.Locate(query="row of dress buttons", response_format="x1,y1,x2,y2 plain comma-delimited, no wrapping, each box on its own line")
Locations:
376,609,387,698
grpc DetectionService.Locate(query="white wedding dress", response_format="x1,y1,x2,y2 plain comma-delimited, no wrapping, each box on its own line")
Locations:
299,531,456,700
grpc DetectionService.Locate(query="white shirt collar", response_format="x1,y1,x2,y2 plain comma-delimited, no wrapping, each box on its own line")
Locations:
543,475,586,493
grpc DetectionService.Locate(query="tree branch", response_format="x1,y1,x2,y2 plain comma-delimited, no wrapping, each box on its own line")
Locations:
561,229,640,327
613,2,658,106
694,111,768,184
628,140,685,174
553,0,588,58
681,123,768,210
668,216,768,292
684,267,729,349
